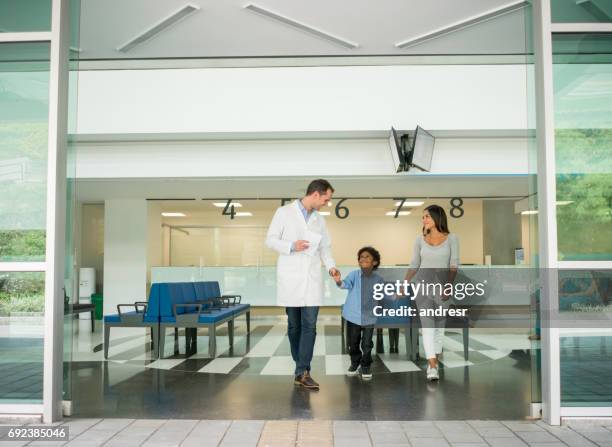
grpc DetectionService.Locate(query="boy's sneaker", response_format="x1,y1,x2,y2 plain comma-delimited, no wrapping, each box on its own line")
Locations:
360,366,372,380
426,366,439,381
347,364,360,376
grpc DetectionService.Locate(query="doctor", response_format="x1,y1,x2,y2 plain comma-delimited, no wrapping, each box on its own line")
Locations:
266,179,339,390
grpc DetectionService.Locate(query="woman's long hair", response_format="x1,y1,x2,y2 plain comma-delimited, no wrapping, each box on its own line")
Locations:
423,204,450,235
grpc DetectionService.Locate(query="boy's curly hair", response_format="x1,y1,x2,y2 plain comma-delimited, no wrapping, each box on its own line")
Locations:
358,246,381,270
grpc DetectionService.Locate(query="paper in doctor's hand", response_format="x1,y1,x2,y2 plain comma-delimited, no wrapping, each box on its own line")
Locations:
303,230,322,256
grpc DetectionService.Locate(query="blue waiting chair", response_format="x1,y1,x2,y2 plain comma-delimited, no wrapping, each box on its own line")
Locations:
103,283,161,359
158,282,249,358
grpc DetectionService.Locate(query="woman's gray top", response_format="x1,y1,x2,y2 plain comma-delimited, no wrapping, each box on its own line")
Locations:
409,233,460,269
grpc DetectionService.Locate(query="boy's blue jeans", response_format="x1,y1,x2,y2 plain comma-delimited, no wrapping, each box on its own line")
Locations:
286,306,319,376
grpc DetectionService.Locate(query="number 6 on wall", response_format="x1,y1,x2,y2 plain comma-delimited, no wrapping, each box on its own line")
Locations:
335,199,349,219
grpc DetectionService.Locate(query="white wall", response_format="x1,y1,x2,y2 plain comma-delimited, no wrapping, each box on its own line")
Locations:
80,204,105,293
73,137,530,179
164,201,484,267
103,199,148,315
75,65,528,134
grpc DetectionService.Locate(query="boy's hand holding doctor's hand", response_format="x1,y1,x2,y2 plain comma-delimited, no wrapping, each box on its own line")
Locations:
329,268,341,285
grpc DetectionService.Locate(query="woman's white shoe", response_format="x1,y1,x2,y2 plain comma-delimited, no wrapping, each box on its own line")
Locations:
426,366,439,381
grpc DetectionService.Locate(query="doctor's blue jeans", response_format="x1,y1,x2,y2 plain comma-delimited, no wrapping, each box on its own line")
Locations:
286,306,319,376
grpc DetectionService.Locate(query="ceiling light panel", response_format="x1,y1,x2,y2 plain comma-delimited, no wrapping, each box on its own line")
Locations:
117,4,200,52
213,202,243,207
395,201,424,207
244,3,359,49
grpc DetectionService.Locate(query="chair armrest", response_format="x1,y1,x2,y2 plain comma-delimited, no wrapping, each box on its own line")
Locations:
172,303,202,317
134,301,148,313
210,295,231,307
117,303,146,316
194,298,217,313
222,294,242,304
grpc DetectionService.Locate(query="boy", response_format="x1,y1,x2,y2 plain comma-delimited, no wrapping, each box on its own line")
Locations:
332,246,384,380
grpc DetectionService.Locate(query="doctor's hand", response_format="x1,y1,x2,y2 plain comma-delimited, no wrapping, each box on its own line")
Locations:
294,240,310,252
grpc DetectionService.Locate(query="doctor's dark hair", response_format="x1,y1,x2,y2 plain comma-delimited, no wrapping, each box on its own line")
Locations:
358,246,381,270
306,179,335,196
423,204,450,235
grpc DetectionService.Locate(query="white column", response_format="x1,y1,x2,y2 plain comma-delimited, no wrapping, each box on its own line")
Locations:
147,201,163,290
103,200,148,316
533,0,561,425
42,0,70,423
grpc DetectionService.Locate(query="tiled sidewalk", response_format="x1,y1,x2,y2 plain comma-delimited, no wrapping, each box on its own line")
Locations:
1,419,612,447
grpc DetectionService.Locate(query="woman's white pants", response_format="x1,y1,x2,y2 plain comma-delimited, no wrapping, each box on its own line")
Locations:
416,295,447,360
422,326,445,360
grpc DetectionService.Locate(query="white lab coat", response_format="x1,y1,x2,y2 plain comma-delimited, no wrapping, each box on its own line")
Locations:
266,200,336,307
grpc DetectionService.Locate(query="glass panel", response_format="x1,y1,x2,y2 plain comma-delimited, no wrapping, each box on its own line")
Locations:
552,0,612,23
0,42,50,262
553,34,612,261
524,3,541,407
63,0,81,404
0,271,44,403
0,0,51,32
559,269,612,406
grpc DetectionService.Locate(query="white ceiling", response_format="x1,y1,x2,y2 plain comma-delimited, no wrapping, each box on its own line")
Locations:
75,175,530,202
77,0,529,60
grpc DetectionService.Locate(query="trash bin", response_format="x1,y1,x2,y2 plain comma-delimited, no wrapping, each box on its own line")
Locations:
91,293,103,320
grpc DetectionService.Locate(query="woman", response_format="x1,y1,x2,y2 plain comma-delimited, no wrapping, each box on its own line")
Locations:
404,205,459,381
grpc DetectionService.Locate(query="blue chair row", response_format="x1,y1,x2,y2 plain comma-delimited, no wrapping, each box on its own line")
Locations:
103,281,250,359
158,281,250,359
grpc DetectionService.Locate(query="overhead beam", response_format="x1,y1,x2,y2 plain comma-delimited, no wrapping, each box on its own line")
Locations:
395,0,530,49
244,3,359,49
116,4,200,52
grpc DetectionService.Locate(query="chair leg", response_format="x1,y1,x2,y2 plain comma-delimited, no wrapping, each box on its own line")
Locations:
410,327,419,361
376,328,384,353
174,327,179,355
228,320,234,346
246,311,251,333
463,327,469,361
152,325,160,359
404,328,412,359
209,326,216,358
104,325,110,359
91,310,95,333
159,326,166,359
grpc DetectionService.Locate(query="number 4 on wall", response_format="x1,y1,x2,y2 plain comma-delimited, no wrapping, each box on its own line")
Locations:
222,199,236,219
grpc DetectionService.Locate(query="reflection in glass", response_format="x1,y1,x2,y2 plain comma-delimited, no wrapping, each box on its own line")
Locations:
0,271,44,403
0,42,50,261
552,0,612,23
0,0,51,32
553,34,612,261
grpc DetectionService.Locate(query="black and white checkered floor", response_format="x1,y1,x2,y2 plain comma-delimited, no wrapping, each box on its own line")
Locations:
82,318,537,376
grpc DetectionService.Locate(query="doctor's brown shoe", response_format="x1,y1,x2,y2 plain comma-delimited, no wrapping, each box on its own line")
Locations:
295,372,320,390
